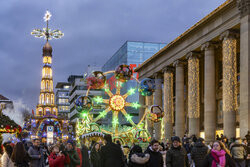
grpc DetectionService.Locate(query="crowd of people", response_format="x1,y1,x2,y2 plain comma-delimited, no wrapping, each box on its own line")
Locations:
0,133,249,167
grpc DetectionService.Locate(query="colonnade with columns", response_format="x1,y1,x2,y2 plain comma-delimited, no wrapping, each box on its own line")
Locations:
139,30,241,142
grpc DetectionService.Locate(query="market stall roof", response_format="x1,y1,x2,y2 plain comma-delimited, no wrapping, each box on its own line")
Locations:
0,114,22,134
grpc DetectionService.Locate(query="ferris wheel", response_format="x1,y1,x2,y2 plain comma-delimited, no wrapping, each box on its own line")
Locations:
75,64,163,140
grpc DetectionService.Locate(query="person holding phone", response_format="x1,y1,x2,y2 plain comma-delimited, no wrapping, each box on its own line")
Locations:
48,145,65,167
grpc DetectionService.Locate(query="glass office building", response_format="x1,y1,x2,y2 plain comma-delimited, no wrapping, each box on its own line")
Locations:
102,41,166,124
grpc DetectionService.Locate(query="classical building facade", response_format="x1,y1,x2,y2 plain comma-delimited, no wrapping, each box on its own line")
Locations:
135,0,250,142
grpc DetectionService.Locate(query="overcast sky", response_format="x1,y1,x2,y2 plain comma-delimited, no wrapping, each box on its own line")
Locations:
0,0,225,110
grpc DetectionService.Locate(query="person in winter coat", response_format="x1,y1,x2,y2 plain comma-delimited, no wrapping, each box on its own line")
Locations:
48,145,65,167
191,138,208,167
145,139,163,167
166,136,189,167
230,138,247,167
75,146,82,167
81,144,90,167
64,140,80,167
90,143,101,167
28,139,45,167
1,143,14,167
202,141,235,167
100,134,124,167
11,142,30,167
128,145,149,167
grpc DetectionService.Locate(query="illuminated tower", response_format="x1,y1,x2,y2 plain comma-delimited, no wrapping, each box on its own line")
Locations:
31,11,64,117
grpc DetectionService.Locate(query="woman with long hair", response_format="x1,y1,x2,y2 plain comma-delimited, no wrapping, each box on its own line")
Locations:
11,142,30,167
90,143,101,167
1,143,14,167
202,141,235,167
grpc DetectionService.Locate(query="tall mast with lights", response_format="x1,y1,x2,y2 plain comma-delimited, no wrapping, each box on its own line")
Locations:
31,11,64,117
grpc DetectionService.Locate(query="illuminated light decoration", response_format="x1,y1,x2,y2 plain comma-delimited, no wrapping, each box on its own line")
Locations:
131,102,141,109
139,78,155,96
125,114,133,122
31,11,64,41
76,64,151,142
115,64,133,82
163,68,174,123
222,34,238,113
148,105,164,123
187,54,200,118
74,96,93,113
128,88,136,95
99,110,108,118
86,71,106,89
43,10,52,22
135,129,151,143
109,95,125,111
81,112,88,118
93,96,103,104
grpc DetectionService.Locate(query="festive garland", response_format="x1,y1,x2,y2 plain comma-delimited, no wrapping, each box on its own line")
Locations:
115,64,133,82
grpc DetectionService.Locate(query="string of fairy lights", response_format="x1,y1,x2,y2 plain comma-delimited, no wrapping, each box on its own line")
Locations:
188,54,200,118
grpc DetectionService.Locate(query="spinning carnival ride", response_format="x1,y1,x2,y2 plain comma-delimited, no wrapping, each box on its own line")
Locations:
75,65,164,144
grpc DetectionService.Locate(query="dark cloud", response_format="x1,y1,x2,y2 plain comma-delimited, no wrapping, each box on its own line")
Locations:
0,0,225,109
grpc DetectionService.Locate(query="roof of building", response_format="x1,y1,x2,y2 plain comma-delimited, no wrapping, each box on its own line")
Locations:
0,94,10,101
135,0,232,72
55,82,71,88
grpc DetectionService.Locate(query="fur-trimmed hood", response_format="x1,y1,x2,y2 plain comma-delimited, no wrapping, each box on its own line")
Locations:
131,153,150,164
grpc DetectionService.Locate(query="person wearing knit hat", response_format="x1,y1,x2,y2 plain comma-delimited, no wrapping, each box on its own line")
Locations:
171,136,181,143
166,136,188,167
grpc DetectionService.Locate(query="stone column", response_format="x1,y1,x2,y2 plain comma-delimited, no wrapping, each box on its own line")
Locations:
220,30,238,139
146,95,154,137
187,52,200,137
139,94,145,120
153,72,163,140
162,67,174,141
238,0,250,138
174,60,185,138
201,42,217,142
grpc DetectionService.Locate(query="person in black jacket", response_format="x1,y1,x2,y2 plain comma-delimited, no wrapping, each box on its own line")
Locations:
144,139,163,167
166,136,189,167
191,138,208,167
81,144,90,167
100,134,124,167
128,145,149,167
91,143,101,167
202,140,235,167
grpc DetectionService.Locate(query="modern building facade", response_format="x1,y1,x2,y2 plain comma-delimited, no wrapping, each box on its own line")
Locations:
68,75,104,122
135,0,250,142
55,82,70,118
102,41,166,124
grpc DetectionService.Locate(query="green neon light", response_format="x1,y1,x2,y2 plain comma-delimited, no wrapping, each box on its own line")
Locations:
131,102,141,109
126,114,133,121
128,88,136,95
112,118,119,126
100,110,107,118
81,111,88,118
94,96,103,104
